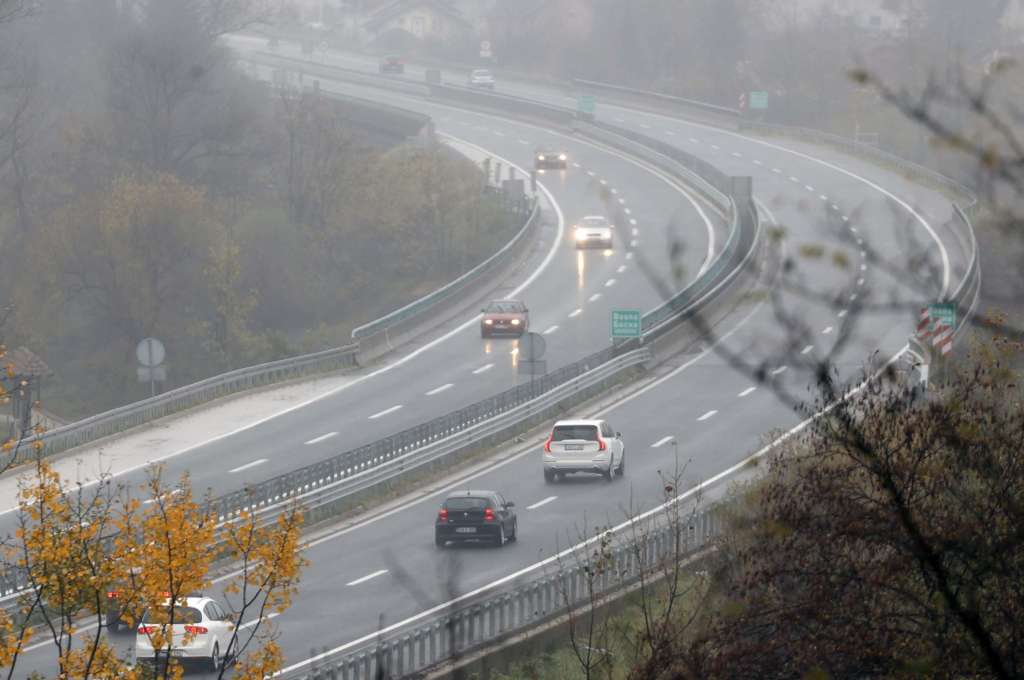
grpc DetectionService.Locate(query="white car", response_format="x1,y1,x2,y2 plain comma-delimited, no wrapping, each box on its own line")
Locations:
574,216,614,249
135,596,236,671
543,419,625,482
468,69,495,89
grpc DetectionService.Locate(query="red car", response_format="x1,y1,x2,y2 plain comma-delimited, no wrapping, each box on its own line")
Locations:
379,55,404,74
480,300,529,337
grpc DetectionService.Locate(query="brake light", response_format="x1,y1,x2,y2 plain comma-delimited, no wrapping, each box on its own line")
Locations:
598,437,607,451
544,434,553,452
138,625,157,635
438,508,448,522
184,625,208,635
484,508,495,522
107,591,119,599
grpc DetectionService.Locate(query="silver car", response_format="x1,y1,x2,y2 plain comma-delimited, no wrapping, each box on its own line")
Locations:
574,216,614,249
543,419,625,482
468,69,495,89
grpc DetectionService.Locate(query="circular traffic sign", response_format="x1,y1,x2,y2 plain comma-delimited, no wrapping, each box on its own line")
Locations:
520,332,546,362
136,337,166,367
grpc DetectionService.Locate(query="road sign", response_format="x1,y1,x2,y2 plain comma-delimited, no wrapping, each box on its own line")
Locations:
480,40,492,58
577,95,595,115
750,91,769,110
137,366,167,383
738,92,747,110
518,359,547,376
136,337,166,367
928,302,956,330
611,310,642,338
520,332,547,362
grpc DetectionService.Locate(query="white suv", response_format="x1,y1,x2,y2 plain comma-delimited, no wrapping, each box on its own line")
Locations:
543,419,625,482
135,596,236,671
468,69,495,89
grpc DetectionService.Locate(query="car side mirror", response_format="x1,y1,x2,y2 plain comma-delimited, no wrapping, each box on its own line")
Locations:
505,502,515,508
616,432,622,438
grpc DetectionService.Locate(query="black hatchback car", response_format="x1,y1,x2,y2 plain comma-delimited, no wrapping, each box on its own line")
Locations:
435,491,517,547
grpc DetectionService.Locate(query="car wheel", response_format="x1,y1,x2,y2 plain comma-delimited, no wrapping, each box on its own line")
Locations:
603,462,614,482
544,468,555,484
209,642,221,672
616,450,626,476
435,533,446,548
509,519,518,542
496,524,505,547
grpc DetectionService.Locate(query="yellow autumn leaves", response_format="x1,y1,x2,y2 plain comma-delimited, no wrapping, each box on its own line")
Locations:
0,460,306,679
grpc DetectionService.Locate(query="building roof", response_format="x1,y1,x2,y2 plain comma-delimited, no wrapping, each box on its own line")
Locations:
364,0,471,32
6,347,52,378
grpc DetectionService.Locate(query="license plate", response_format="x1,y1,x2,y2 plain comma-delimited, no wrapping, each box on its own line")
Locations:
455,527,476,534
169,650,185,657
565,444,583,451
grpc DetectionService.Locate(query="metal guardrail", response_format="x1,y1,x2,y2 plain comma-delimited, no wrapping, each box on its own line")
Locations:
573,77,741,118
12,346,359,465
352,200,539,342
281,505,720,679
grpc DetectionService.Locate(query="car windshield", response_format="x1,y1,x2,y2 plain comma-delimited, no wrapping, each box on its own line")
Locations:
141,606,202,624
552,425,599,441
446,497,489,511
582,217,608,226
485,301,522,313
473,70,492,77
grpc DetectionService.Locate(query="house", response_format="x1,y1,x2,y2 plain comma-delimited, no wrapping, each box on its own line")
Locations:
362,0,473,43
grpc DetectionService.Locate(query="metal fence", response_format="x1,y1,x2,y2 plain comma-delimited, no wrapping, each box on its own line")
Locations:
281,506,721,680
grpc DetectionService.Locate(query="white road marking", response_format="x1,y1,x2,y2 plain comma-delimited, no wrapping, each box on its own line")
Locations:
229,459,268,474
731,151,742,158
772,168,782,173
587,170,596,177
711,144,720,150
611,187,618,194
630,239,639,247
543,325,559,335
600,179,608,185
617,265,627,273
614,117,625,123
572,162,581,168
850,294,858,302
305,432,338,445
805,185,815,192
838,310,848,318
473,363,495,375
820,194,829,201
639,123,651,129
618,198,626,204
738,387,757,397
842,216,850,222
629,218,637,225
857,238,864,245
518,139,529,145
494,131,506,137
801,345,814,355
588,293,602,303
239,612,281,630
144,489,182,505
624,208,632,215
790,176,800,183
368,405,403,420
527,496,558,510
631,227,639,236
832,204,840,211
850,226,858,233
666,130,676,136
625,252,634,260
426,383,454,396
860,250,866,257
605,279,616,287
346,569,389,587
823,326,834,335
698,410,718,422
857,278,865,286
651,435,675,448
569,308,583,318
753,159,763,166
860,264,867,271
770,366,788,376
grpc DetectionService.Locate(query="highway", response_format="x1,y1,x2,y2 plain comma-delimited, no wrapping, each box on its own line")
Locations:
6,36,968,679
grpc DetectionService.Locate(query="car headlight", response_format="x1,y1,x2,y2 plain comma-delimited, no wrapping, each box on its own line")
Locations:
537,154,545,161
558,153,567,161
484,319,493,325
575,231,588,241
511,319,521,325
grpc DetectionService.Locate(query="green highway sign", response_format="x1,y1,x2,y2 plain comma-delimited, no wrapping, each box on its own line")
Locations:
929,302,956,329
577,95,596,115
611,309,642,338
750,91,769,110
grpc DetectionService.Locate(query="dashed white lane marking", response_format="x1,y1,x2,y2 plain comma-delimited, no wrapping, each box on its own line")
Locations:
494,131,506,137
860,250,866,257
631,227,639,236
842,216,850,222
618,198,626,205
473,363,495,375
823,326,835,335
860,264,867,271
698,410,718,422
838,310,848,318
572,162,581,168
543,325,559,335
229,459,268,474
617,265,627,273
832,203,840,211
805,185,815,192
731,151,742,158
770,366,788,376
569,308,583,318
518,139,529,145
605,279,616,287
589,293,602,303
857,238,864,245
426,383,454,396
857,278,865,286
790,176,800,183
820,194,829,201
666,130,677,136
651,435,675,448
625,252,634,260
305,432,338,445
624,208,632,215
587,170,596,177
772,168,782,173
850,226,858,233
527,496,558,510
369,405,403,420
614,117,625,123
346,569,389,587
239,612,281,631
639,123,652,129
801,345,814,355
629,218,637,225
850,294,858,302
600,179,608,185
630,239,639,247
738,387,757,398
711,144,721,150
689,137,699,143
611,188,618,194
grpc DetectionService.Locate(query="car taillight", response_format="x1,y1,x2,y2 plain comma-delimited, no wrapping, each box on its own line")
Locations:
138,625,157,635
484,508,495,522
438,508,448,522
107,591,119,599
598,437,607,451
185,625,208,635
544,434,553,452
